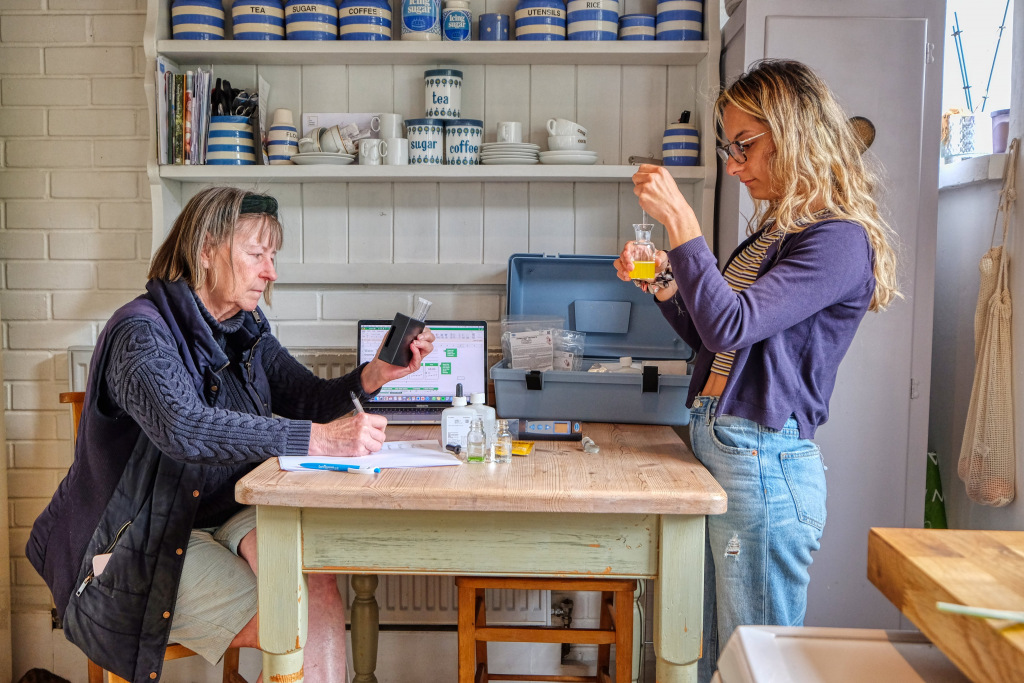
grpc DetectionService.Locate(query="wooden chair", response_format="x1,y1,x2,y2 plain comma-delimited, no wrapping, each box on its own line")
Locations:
60,392,245,683
455,576,636,683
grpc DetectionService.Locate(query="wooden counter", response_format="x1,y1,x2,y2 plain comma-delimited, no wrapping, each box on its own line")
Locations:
867,527,1024,683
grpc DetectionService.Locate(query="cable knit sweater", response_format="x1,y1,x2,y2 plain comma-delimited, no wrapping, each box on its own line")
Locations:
27,278,374,682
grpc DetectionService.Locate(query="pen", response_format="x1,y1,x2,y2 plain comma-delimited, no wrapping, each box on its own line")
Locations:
350,391,365,414
936,601,1024,623
300,462,380,474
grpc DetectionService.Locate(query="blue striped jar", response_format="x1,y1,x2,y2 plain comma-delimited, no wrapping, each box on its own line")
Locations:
514,0,565,41
338,0,392,40
566,0,618,41
207,116,256,165
618,13,654,40
267,109,298,164
232,0,285,39
171,0,225,40
656,0,702,40
662,114,699,166
285,0,338,40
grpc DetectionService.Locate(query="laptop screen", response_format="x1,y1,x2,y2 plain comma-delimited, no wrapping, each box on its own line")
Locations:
357,320,489,405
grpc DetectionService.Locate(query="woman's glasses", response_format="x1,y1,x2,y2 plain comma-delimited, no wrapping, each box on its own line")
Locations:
716,131,768,163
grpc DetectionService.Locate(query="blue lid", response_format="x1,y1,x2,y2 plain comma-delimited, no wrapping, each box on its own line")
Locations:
505,253,693,361
445,119,483,127
405,118,445,126
424,68,463,78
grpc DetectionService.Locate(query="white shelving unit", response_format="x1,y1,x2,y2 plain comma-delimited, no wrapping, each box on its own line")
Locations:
144,0,720,283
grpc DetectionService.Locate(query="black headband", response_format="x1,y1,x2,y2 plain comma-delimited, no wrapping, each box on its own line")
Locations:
240,193,279,219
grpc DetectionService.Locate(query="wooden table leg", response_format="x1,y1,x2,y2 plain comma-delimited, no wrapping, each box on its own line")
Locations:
257,506,307,682
350,574,379,683
632,581,645,683
653,515,704,683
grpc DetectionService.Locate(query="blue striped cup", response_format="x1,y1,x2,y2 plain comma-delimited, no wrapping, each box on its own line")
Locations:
285,0,338,40
515,0,565,40
207,116,256,165
338,0,392,40
232,0,285,40
656,0,702,40
171,0,225,40
567,0,618,40
662,121,699,166
619,13,654,40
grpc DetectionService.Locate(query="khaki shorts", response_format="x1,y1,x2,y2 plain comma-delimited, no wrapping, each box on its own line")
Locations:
169,506,258,664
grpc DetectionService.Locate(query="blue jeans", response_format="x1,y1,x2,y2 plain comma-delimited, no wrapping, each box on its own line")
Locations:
689,397,827,683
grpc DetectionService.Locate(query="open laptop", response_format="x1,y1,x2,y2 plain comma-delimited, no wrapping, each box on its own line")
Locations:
356,319,488,424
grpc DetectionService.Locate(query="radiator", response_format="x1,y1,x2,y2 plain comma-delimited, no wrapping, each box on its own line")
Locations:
67,345,547,626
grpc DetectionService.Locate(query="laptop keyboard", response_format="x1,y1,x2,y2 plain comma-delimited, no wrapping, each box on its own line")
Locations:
367,407,443,424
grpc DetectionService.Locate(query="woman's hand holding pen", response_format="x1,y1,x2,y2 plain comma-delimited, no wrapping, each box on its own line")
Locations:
632,164,702,249
360,327,437,394
309,411,388,456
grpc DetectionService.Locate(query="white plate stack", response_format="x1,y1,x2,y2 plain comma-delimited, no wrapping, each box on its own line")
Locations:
480,142,540,165
290,152,356,165
538,149,598,165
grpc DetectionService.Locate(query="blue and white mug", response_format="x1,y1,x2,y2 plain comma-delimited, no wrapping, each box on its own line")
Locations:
231,0,285,40
338,0,392,40
285,0,338,40
515,0,565,41
567,0,618,41
171,0,226,39
445,119,483,165
407,118,445,165
656,0,702,41
207,116,256,165
618,13,654,40
662,119,699,166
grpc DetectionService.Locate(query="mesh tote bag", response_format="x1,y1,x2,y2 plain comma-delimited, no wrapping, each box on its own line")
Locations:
958,137,1020,506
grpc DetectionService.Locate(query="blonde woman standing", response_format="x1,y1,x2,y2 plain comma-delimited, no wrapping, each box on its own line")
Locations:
614,59,900,680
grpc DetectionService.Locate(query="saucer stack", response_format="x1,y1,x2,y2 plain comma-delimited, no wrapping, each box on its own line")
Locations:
539,149,598,165
480,141,540,165
290,151,355,165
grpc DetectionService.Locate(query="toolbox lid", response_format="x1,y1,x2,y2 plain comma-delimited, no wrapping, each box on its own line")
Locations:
505,253,692,361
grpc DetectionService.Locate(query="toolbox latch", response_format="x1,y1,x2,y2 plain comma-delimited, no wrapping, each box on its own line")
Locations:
642,365,659,393
526,370,544,391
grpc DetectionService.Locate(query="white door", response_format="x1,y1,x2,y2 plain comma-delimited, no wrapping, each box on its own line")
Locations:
718,1,944,629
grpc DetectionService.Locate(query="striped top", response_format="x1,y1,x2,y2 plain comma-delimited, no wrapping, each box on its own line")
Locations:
709,223,782,377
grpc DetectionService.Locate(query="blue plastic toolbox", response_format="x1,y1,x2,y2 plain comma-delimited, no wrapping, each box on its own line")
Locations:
490,253,694,425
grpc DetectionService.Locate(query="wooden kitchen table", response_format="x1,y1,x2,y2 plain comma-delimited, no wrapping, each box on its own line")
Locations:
236,422,726,683
867,527,1024,683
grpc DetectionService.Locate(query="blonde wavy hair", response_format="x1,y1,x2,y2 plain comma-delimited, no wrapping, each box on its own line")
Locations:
715,59,901,312
149,186,283,305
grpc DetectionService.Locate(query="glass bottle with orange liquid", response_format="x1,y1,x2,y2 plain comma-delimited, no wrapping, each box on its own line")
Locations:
629,223,657,281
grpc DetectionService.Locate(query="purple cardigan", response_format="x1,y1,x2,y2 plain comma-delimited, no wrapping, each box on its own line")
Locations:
656,219,875,439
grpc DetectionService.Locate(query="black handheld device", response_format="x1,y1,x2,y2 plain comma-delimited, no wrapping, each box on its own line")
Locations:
377,312,426,366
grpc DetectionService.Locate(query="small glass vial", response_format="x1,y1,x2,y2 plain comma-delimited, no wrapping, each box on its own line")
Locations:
494,419,513,464
442,0,471,40
466,418,486,463
629,223,656,281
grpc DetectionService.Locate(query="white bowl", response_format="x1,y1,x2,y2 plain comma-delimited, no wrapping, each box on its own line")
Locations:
548,135,587,151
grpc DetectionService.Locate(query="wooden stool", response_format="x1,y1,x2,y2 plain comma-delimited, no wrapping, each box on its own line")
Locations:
455,576,636,683
61,393,246,683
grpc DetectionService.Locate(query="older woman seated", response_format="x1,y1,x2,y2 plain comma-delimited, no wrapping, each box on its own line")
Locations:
27,186,434,683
